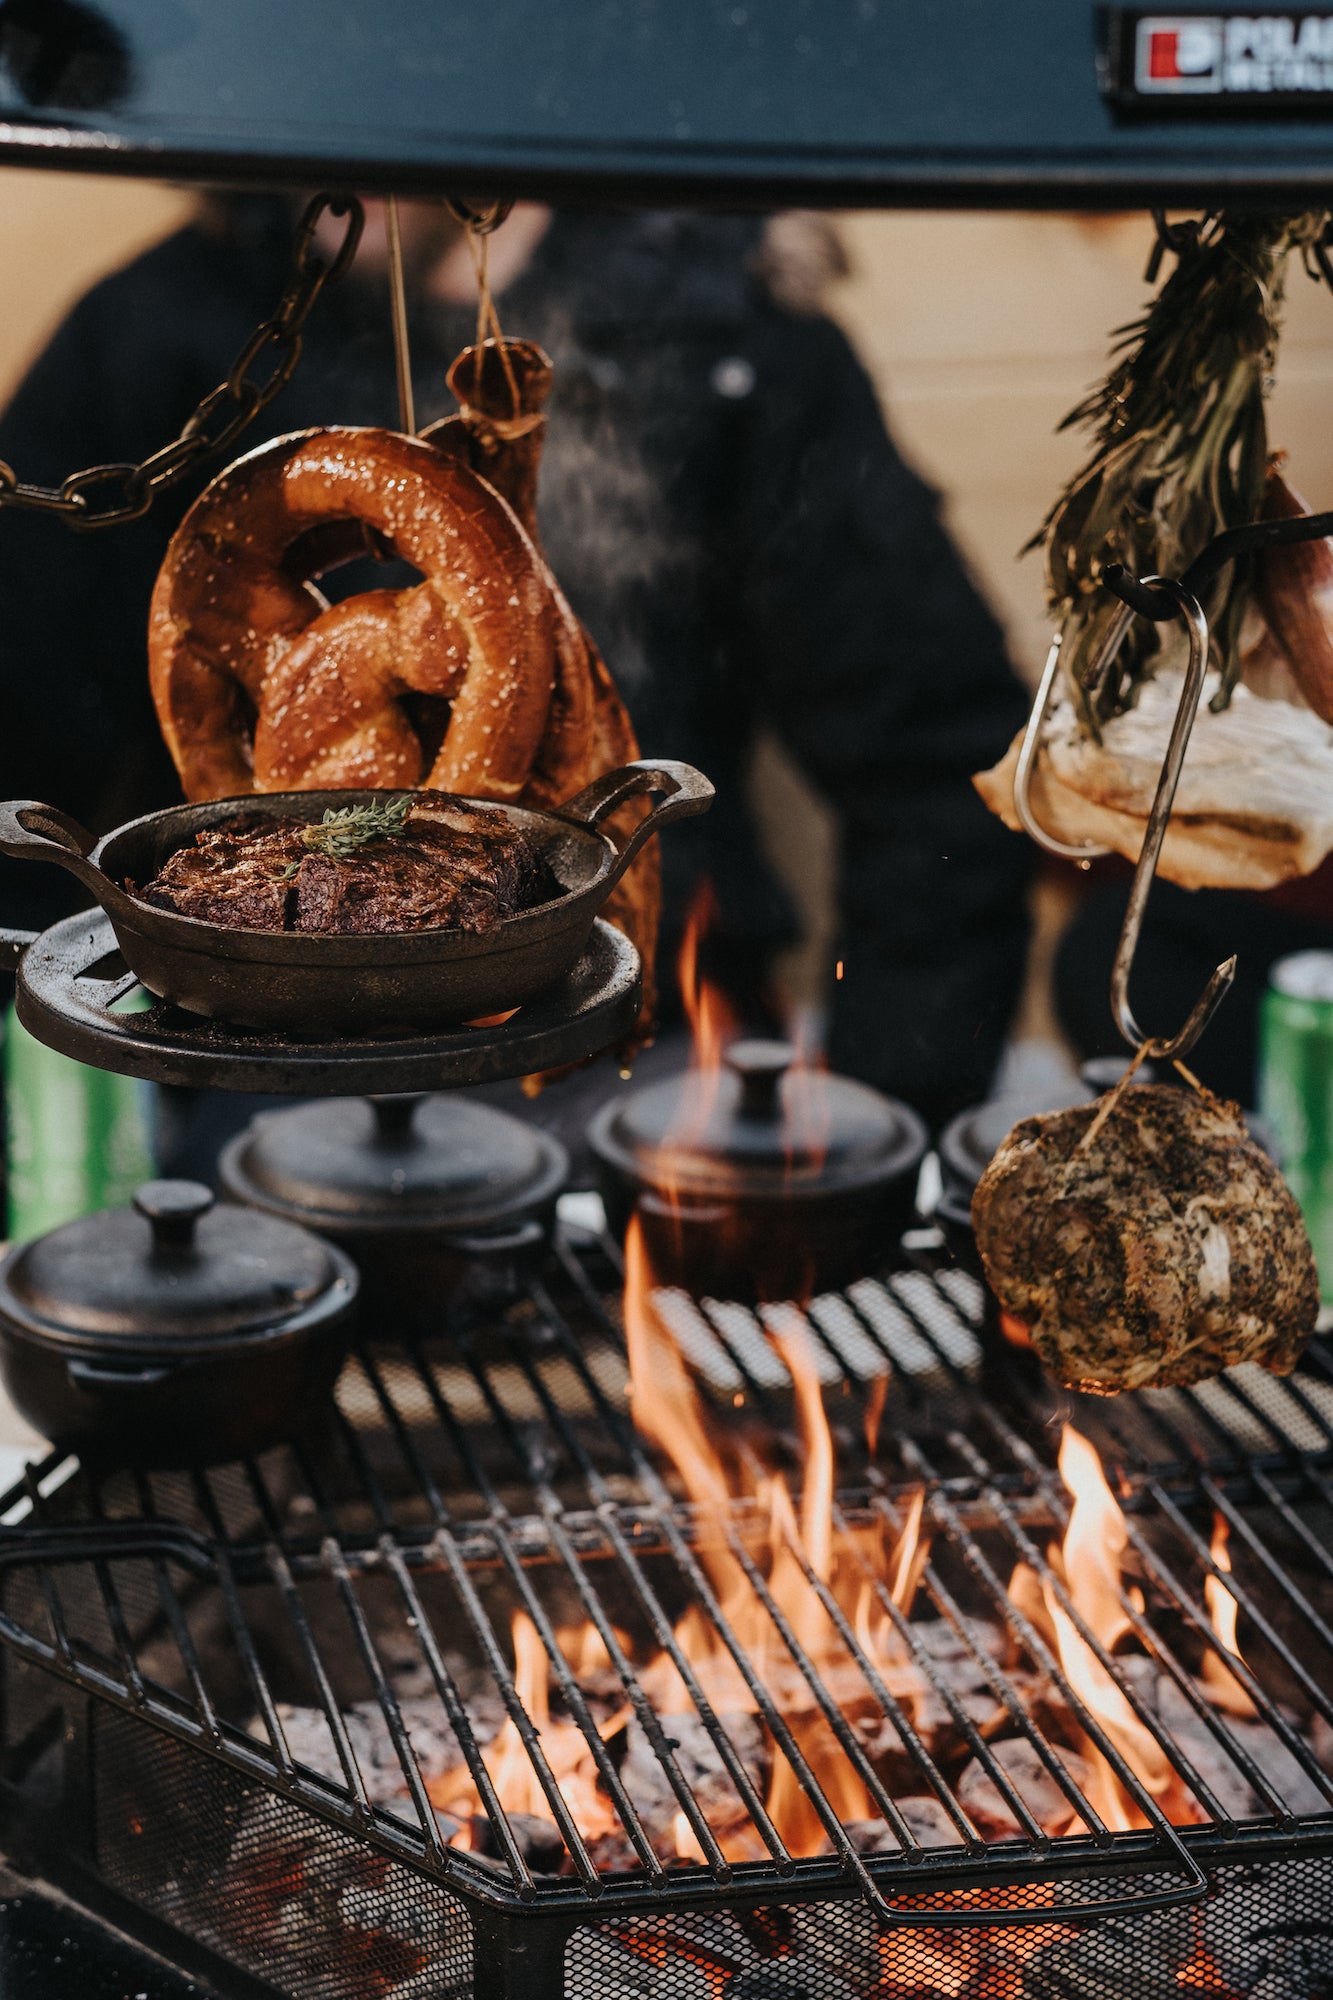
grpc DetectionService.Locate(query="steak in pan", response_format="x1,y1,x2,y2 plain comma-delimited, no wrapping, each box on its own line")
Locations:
137,795,548,936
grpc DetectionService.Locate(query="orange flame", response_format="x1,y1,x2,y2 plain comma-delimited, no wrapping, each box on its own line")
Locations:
428,1611,627,1845
677,880,738,1078
624,1213,942,1854
1044,1426,1204,1831
1201,1511,1258,1718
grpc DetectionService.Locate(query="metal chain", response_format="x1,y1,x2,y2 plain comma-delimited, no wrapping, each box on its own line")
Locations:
0,192,365,531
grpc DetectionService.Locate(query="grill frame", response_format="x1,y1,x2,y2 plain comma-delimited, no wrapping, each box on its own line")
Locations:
0,1220,1329,1995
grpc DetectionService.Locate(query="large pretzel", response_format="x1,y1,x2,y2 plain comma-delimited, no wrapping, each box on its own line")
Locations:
148,428,556,802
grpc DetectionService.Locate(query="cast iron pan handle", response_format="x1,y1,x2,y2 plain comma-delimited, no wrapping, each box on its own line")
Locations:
0,799,136,921
556,761,714,891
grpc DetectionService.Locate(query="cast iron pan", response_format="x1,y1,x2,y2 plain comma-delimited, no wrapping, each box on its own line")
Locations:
0,760,712,1034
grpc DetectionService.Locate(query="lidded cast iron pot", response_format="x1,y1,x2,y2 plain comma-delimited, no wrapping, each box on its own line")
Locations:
0,1180,358,1466
588,1040,927,1302
220,1093,568,1318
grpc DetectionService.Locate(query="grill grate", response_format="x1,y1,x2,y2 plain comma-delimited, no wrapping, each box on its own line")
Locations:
0,1222,1330,1965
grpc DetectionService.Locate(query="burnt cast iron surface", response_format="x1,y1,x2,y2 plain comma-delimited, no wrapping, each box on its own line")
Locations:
0,762,708,1033
9,913,641,1094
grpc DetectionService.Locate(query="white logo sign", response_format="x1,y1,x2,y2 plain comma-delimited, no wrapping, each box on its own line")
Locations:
1135,11,1333,92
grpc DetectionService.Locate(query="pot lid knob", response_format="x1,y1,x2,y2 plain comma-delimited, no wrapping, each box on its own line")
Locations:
369,1094,425,1146
132,1180,214,1254
724,1039,793,1120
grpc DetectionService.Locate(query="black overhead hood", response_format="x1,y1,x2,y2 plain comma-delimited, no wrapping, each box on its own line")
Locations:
2,1,1333,205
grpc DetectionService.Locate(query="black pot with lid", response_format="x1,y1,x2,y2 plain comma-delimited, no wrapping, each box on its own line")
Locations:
220,1093,569,1318
0,1180,358,1466
588,1038,928,1302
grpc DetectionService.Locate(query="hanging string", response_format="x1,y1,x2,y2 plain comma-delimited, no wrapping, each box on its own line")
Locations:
384,195,416,436
463,219,523,419
1072,1038,1156,1160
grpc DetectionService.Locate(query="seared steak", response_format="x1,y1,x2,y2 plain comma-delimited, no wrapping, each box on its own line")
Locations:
971,1083,1317,1393
137,795,547,936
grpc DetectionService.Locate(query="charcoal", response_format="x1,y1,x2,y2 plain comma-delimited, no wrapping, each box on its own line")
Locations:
618,1709,769,1857
1119,1662,1333,1820
846,1796,965,1853
470,1808,566,1874
584,1829,641,1873
729,1970,862,2000
259,1691,505,1802
1202,1857,1333,1993
956,1738,1092,1838
154,1790,468,2000
1021,1908,1197,1999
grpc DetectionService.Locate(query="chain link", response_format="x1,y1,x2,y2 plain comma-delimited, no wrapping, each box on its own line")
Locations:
0,193,364,531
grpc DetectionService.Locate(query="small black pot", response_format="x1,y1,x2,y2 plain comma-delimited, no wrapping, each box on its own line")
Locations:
588,1039,927,1303
0,1181,358,1467
219,1092,568,1323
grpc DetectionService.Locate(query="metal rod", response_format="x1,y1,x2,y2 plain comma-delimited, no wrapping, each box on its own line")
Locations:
1012,627,1115,864
1108,576,1236,1058
385,194,416,435
1104,504,1333,621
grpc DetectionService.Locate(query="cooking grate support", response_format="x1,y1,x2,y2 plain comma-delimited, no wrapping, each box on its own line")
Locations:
0,1224,1328,1997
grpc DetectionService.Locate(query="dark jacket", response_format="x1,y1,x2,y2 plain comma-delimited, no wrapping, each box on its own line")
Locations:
0,205,1030,1125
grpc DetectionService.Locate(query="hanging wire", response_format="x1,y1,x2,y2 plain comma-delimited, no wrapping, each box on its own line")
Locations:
384,194,416,435
461,215,523,418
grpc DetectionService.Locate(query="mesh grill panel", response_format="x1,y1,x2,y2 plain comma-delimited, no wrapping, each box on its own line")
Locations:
92,1706,472,2000
570,1855,1333,1998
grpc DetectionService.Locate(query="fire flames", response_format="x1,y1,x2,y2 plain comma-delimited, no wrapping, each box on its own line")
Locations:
426,894,1270,1994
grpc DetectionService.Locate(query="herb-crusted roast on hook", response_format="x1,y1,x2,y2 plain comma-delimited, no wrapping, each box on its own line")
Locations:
971,1083,1317,1394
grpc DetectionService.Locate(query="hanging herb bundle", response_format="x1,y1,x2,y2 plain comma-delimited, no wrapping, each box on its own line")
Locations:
975,211,1333,894
1037,211,1328,729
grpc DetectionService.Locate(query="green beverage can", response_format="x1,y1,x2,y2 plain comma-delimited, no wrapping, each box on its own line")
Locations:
1259,950,1333,1305
4,999,156,1242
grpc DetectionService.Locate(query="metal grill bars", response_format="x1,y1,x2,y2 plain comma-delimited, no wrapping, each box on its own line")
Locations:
0,1230,1329,1924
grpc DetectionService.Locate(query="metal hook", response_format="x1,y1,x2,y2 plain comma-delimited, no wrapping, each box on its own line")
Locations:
1012,626,1118,865
1109,576,1236,1061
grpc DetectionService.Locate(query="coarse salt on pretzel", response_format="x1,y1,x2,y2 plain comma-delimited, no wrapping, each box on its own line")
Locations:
148,427,555,804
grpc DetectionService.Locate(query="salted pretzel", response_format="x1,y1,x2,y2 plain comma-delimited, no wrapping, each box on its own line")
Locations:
148,428,556,803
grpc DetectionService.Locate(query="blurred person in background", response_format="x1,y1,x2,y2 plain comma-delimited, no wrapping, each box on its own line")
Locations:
0,195,1031,1162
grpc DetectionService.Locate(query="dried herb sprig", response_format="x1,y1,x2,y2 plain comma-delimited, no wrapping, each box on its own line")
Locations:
280,796,413,878
1034,212,1329,730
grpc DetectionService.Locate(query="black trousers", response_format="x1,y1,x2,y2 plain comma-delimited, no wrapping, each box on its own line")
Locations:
1055,879,1333,1108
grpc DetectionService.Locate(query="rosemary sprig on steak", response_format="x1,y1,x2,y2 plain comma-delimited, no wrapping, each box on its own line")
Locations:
1035,213,1329,730
280,797,414,878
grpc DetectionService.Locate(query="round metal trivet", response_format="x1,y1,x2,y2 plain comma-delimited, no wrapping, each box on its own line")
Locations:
15,913,641,1094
